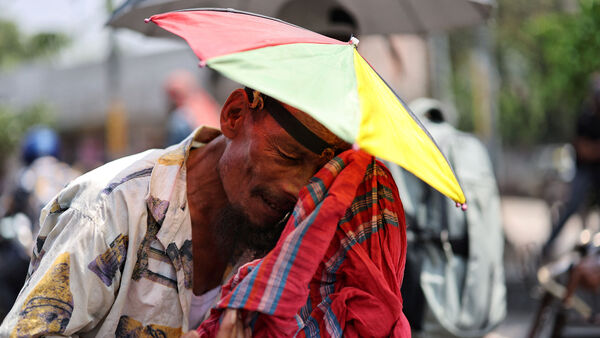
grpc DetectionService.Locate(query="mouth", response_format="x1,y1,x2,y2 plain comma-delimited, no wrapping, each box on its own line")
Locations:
260,193,288,214
257,189,296,217
249,186,296,223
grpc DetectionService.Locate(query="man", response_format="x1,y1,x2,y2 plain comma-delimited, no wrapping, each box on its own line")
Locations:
543,74,600,256
0,88,351,336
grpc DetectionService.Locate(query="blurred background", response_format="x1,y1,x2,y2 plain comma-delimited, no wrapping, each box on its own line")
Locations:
1,0,599,336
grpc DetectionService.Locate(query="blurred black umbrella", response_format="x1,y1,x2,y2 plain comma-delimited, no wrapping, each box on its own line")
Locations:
108,0,495,38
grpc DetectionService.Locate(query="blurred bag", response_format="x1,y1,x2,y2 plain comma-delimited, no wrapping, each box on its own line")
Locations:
387,121,506,337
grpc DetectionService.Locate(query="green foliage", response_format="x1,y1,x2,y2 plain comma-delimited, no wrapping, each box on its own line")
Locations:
0,19,70,69
501,0,600,145
451,0,600,146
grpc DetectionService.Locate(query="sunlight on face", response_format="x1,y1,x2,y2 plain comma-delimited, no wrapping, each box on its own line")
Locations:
218,109,328,227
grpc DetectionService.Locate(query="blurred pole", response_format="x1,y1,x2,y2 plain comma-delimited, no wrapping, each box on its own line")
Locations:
105,0,128,160
469,25,501,172
427,33,456,110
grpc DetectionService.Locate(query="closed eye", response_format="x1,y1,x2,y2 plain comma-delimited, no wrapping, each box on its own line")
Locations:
266,136,304,163
275,147,301,162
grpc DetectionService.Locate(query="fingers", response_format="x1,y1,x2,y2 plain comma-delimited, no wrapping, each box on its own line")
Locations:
182,330,200,338
234,310,245,338
216,309,244,338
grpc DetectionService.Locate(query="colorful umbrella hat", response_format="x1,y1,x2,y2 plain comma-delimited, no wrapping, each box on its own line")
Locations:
147,8,466,204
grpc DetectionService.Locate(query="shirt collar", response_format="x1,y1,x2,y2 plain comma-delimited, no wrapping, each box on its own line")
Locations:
145,126,221,233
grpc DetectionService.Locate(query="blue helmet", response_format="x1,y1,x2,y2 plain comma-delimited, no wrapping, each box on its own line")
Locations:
21,126,60,165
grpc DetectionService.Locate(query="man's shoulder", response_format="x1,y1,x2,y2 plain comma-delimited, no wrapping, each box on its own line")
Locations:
57,149,164,211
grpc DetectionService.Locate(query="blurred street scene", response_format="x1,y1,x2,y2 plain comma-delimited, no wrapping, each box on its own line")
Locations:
1,0,600,337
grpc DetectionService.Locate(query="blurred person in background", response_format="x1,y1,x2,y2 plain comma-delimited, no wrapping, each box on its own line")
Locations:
385,98,506,338
164,69,220,146
0,126,79,320
6,127,80,230
543,73,600,257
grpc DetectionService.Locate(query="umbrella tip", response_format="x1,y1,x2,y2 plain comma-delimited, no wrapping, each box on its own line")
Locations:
144,18,151,23
456,202,468,211
198,60,207,68
349,36,359,46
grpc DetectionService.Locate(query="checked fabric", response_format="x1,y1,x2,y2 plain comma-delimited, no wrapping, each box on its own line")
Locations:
198,149,411,337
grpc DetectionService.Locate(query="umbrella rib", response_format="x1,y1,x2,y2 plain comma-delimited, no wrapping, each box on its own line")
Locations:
396,0,427,34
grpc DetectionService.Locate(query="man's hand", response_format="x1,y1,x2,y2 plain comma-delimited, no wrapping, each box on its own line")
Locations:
181,309,251,338
216,309,251,338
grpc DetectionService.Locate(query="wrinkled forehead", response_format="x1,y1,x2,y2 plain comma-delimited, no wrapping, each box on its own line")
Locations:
244,88,348,156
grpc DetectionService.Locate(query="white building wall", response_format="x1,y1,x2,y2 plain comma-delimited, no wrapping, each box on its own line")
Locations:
0,47,208,130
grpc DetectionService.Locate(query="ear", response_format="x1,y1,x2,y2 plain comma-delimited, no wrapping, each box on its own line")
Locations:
220,88,250,139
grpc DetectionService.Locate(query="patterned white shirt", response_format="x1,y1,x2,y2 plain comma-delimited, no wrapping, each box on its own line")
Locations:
0,127,221,337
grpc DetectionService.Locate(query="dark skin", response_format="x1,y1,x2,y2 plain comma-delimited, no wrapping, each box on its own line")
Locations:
185,134,229,296
185,89,328,296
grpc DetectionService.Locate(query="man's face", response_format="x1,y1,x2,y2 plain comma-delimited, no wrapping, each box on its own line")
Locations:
218,106,328,228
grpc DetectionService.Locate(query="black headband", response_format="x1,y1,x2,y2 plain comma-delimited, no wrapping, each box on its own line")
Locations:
244,87,331,155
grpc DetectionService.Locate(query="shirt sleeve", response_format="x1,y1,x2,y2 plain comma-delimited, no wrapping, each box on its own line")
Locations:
0,200,127,337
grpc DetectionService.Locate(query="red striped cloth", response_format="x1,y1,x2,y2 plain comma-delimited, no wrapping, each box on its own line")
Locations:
197,150,410,337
